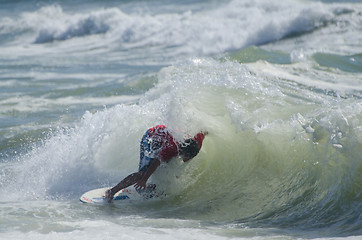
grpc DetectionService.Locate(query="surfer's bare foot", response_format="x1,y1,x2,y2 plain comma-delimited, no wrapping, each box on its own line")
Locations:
146,184,156,191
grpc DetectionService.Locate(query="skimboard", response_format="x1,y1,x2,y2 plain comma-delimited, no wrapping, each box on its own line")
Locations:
80,186,165,204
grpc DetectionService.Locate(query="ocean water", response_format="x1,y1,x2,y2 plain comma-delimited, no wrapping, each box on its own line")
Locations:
0,0,361,239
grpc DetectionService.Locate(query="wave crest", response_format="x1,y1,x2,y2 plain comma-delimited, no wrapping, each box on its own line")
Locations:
32,5,114,43
0,1,342,55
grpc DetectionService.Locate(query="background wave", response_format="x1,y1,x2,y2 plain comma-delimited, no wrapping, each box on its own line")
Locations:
0,0,349,55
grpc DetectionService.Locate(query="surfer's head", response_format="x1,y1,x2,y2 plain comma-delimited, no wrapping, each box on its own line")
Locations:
180,138,200,161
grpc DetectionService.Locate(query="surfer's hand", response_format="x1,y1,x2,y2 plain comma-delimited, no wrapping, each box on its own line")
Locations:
105,189,113,203
135,180,147,191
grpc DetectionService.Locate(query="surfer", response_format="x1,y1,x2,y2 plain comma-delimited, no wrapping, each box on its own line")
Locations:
105,125,207,202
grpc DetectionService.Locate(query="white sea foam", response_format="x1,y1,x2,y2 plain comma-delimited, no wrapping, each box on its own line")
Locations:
0,0,337,56
2,57,360,201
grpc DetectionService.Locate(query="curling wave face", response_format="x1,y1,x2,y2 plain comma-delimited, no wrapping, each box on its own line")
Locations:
1,58,360,236
146,59,362,236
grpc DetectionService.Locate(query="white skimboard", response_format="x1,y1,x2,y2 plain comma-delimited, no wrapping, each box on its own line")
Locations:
80,186,165,204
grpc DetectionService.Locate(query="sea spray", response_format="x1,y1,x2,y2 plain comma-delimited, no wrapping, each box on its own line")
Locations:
0,0,361,239
142,59,361,233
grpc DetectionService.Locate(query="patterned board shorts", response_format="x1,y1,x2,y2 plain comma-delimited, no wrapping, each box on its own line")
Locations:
138,130,162,172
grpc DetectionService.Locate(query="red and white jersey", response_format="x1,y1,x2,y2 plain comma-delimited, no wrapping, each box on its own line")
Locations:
147,125,205,162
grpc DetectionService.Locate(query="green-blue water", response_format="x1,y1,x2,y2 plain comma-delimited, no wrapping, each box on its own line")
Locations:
0,0,361,239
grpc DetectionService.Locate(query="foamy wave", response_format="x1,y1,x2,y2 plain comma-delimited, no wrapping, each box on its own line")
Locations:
28,5,114,43
1,56,361,234
1,1,336,54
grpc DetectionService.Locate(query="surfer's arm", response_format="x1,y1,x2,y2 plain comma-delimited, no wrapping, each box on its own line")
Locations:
135,158,160,191
182,130,208,163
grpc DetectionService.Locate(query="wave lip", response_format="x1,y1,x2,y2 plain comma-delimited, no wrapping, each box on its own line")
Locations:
1,1,344,55
32,5,113,43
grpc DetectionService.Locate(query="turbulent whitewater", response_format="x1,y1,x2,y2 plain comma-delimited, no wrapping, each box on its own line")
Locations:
0,0,361,239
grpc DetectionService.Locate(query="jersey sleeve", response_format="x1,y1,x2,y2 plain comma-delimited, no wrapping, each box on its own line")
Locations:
193,132,205,149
